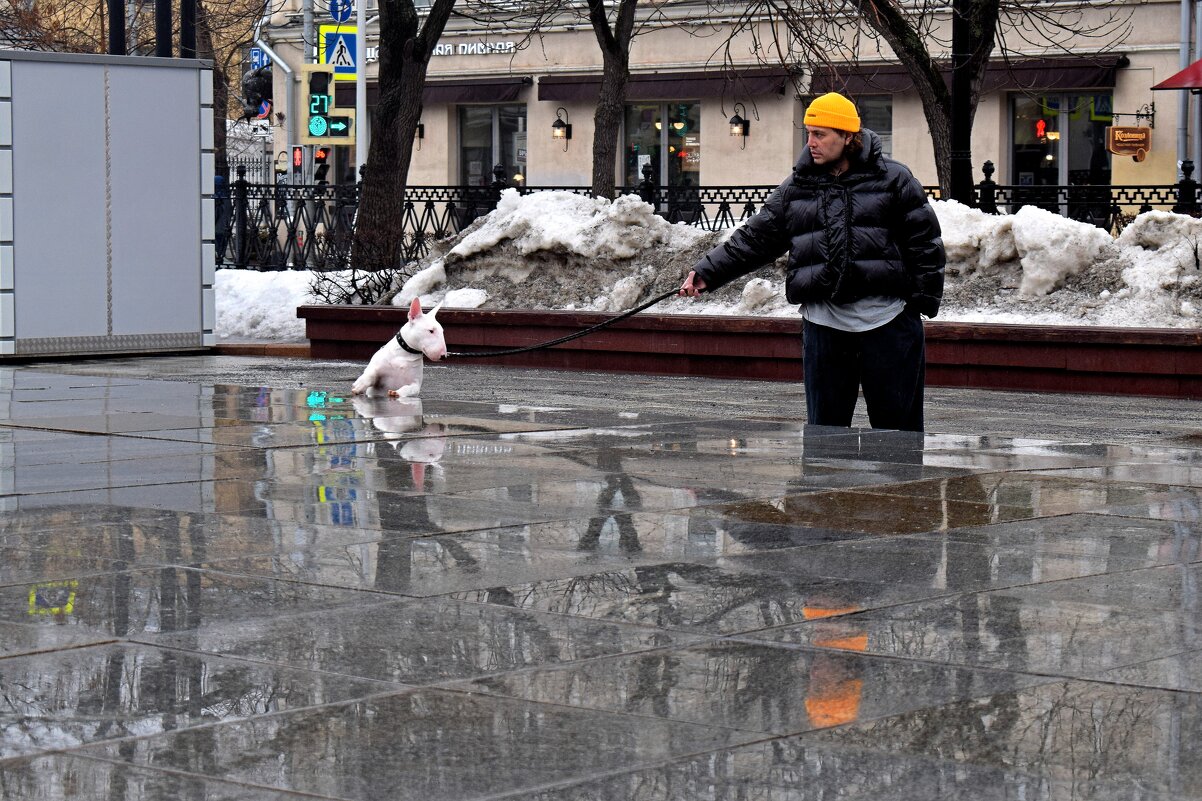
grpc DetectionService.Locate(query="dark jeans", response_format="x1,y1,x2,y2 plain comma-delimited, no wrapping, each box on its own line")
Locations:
802,309,926,432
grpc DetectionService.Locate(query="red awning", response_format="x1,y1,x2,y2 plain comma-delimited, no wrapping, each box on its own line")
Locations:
1152,59,1202,90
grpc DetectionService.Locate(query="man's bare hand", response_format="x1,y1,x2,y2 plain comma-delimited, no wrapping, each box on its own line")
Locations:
679,271,707,298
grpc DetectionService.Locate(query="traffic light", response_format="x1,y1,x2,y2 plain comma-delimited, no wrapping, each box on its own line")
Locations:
292,146,304,176
314,146,330,184
300,63,354,145
239,65,273,121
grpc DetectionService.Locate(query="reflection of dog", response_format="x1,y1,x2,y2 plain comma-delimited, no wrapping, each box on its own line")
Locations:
351,395,448,489
351,297,447,397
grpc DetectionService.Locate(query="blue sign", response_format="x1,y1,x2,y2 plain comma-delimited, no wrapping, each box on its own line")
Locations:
321,27,357,79
329,0,353,23
250,47,269,70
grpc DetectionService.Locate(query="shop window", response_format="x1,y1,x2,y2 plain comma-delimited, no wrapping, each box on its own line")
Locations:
623,102,701,189
1011,92,1112,222
1011,93,1112,187
857,96,892,158
458,105,526,187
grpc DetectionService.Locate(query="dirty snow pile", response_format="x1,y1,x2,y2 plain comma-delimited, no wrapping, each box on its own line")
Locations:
216,188,1202,340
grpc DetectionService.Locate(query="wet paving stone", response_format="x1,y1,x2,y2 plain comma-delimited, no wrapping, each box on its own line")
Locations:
4,359,1202,798
0,545,124,587
0,642,399,758
0,567,392,640
697,488,1037,536
449,639,1052,735
794,679,1202,799
196,531,669,597
152,596,703,685
510,728,1194,801
0,755,327,800
0,620,113,659
722,533,1151,591
1100,650,1202,692
746,590,1202,677
74,688,759,801
1000,563,1202,613
450,562,951,636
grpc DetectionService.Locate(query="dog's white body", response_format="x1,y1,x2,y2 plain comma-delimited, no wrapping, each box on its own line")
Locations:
351,298,447,397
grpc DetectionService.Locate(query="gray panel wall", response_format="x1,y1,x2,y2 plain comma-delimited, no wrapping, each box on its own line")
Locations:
11,62,110,340
109,65,202,335
0,52,213,358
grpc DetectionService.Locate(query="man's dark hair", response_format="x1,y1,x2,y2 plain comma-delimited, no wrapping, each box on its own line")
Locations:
845,131,864,158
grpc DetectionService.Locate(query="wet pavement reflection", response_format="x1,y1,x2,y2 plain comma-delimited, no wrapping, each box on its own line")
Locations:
2,363,1201,798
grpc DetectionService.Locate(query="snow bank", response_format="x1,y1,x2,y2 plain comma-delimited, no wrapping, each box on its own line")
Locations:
217,189,1202,338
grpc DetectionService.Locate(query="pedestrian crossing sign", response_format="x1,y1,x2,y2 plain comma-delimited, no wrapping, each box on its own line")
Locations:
319,25,357,81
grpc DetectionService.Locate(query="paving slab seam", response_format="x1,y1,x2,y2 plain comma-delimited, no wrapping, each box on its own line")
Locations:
0,638,122,662
474,728,888,801
718,629,1187,692
54,752,355,801
116,636,417,692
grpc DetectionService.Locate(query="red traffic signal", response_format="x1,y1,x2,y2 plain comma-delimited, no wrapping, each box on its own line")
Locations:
314,146,330,164
291,146,304,173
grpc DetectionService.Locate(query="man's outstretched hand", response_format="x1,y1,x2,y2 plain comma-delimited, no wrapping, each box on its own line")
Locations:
679,271,707,298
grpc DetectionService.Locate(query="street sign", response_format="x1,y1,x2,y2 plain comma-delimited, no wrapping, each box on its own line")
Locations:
250,46,269,70
329,0,353,24
319,25,357,81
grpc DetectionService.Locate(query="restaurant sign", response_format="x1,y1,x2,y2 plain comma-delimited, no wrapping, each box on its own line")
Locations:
1106,126,1152,162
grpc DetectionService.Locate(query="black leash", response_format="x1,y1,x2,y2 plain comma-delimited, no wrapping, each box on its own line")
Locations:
447,287,680,358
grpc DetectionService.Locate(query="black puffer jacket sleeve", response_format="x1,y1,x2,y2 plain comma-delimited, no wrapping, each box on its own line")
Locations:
892,167,945,318
691,184,791,293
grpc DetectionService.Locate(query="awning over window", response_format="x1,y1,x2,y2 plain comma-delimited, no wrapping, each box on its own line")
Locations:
810,56,1122,95
335,75,531,107
1152,58,1202,90
537,68,792,103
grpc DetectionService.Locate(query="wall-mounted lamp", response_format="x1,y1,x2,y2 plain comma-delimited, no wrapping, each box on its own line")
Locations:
551,107,572,150
414,121,425,150
729,103,750,149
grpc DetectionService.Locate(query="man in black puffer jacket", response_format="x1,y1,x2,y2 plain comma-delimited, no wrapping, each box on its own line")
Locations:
679,92,945,432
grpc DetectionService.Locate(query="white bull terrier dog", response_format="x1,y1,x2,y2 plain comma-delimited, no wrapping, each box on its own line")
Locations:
351,297,447,397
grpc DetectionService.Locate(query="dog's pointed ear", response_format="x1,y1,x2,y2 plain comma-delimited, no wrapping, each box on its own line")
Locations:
429,302,443,319
408,296,423,321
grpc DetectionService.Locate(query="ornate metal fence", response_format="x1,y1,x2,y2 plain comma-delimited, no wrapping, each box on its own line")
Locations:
217,161,1202,271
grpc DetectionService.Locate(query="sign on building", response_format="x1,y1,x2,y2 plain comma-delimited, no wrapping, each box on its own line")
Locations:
319,25,357,82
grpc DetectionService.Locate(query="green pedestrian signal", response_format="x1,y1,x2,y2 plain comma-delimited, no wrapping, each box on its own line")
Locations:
300,64,353,145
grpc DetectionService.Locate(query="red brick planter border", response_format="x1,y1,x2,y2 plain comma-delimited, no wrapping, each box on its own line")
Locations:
298,305,1202,399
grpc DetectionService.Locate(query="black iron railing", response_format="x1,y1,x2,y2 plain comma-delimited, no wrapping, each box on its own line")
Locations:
217,161,1202,271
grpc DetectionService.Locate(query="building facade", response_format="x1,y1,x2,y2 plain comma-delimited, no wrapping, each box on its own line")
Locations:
258,0,1192,191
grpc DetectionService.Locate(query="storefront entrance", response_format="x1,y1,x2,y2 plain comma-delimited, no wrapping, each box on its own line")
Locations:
458,105,527,187
1011,93,1113,187
623,102,701,188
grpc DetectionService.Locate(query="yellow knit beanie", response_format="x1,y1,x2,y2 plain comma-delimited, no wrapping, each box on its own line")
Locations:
804,92,861,133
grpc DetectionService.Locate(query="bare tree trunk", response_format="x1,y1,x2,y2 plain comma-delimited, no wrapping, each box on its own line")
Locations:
860,0,998,198
588,0,637,199
195,0,229,177
353,0,455,270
